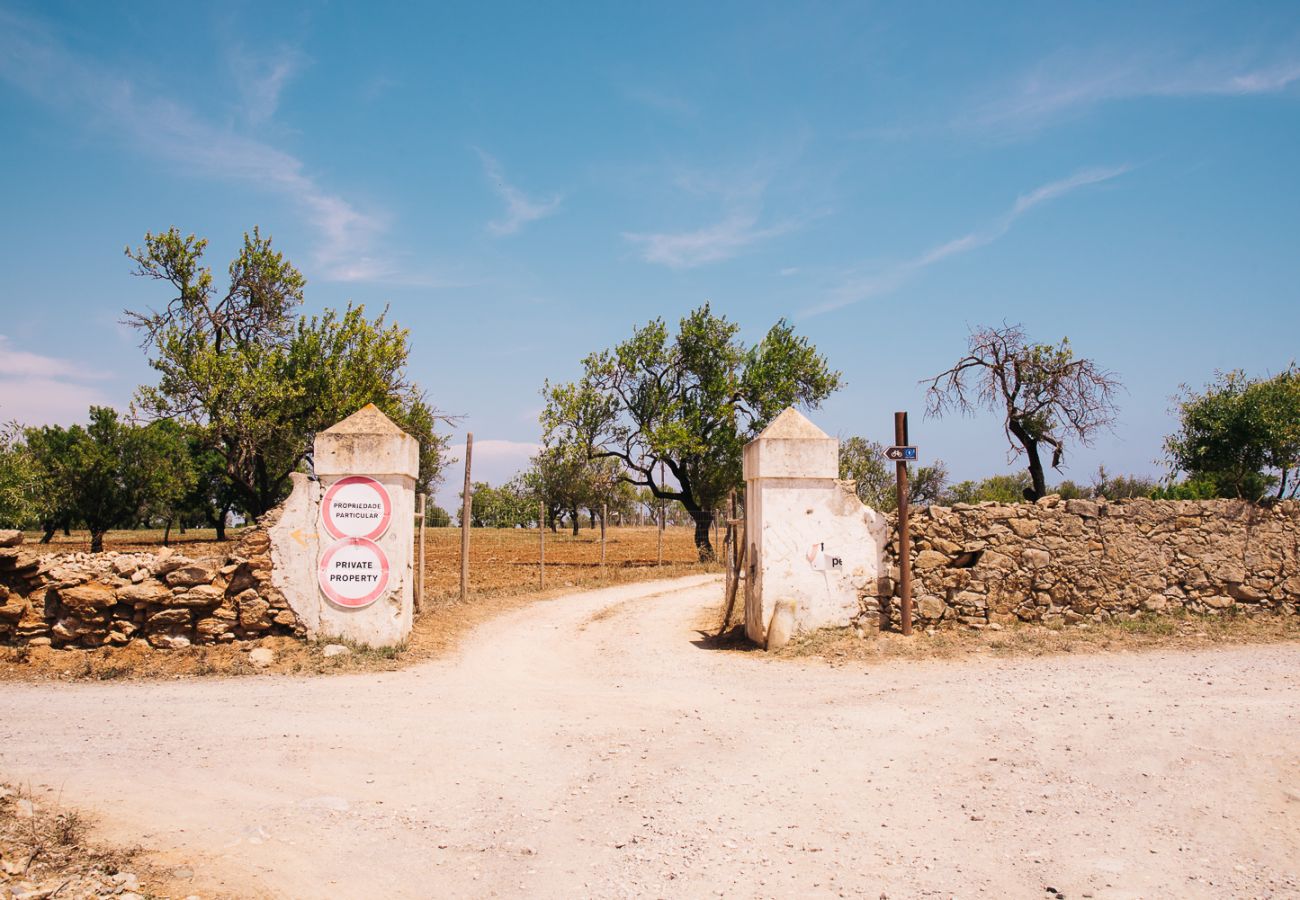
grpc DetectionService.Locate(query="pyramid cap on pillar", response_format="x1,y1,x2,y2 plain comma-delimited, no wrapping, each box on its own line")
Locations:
744,406,838,481
314,404,419,478
755,407,833,441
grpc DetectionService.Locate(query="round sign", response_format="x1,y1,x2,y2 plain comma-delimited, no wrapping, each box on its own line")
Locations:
321,475,392,540
318,538,391,609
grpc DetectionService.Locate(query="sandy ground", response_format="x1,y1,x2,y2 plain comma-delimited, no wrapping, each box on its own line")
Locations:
1,575,1298,899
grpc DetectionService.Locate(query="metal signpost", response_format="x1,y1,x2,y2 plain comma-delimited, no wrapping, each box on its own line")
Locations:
892,412,914,636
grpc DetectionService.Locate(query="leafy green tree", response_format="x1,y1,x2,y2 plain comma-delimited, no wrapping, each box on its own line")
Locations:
522,444,611,534
22,424,79,541
424,503,452,527
1088,465,1158,500
838,436,948,511
543,303,840,560
1164,368,1300,500
0,423,41,529
125,227,449,518
29,408,194,552
943,472,1034,505
923,323,1121,500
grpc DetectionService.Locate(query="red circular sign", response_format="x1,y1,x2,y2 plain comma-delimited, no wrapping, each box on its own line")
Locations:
321,475,393,541
318,538,391,609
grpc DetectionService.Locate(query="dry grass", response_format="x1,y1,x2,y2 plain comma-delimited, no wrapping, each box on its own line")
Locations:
0,781,208,899
766,609,1300,666
1,526,715,681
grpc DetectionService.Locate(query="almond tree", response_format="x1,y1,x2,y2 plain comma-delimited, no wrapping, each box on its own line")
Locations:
922,323,1120,500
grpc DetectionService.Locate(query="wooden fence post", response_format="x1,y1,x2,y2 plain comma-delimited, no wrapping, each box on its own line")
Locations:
538,499,545,591
460,433,473,602
415,493,426,612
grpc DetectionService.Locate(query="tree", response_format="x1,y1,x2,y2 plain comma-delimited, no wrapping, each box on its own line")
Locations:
28,408,194,552
522,444,613,535
543,304,840,560
424,503,452,527
923,323,1120,500
22,424,80,541
0,423,40,529
1164,368,1300,500
125,227,450,518
942,472,1033,504
838,436,948,511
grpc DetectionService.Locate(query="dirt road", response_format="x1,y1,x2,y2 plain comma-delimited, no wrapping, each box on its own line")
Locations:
2,576,1298,898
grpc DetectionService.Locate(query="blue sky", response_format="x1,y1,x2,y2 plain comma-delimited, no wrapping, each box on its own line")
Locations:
1,1,1298,510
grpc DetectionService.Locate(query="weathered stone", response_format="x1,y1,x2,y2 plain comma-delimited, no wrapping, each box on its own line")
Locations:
1203,595,1235,609
147,608,192,629
148,630,192,650
56,582,117,617
914,550,949,570
1142,593,1168,612
165,564,215,588
238,592,271,630
917,595,947,620
194,617,226,641
764,598,797,651
115,581,172,604
1226,582,1266,603
1065,499,1099,518
1021,548,1051,568
249,646,276,667
0,591,26,623
151,550,189,575
322,643,351,658
0,529,23,547
1008,518,1040,538
273,609,298,626
111,557,137,576
172,584,225,607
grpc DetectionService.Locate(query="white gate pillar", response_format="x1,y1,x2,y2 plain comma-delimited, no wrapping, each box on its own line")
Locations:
743,408,888,647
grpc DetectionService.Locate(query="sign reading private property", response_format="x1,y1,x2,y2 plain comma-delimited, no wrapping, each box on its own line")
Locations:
322,475,393,540
318,537,391,609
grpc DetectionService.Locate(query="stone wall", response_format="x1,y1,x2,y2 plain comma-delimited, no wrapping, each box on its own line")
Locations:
0,525,303,650
864,497,1300,630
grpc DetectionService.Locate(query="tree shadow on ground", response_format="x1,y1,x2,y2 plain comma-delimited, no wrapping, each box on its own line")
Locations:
690,624,761,652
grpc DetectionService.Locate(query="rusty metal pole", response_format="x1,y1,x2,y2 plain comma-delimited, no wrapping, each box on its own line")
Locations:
894,412,912,635
538,499,545,591
460,433,473,602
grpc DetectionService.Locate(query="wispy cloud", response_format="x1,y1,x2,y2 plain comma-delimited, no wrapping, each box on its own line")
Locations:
0,336,112,426
802,165,1131,318
623,166,806,269
965,48,1300,135
625,86,697,117
625,213,799,269
0,10,397,283
477,151,562,237
228,44,306,125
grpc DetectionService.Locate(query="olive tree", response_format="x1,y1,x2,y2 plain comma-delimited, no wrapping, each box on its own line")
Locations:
922,323,1120,500
543,303,840,560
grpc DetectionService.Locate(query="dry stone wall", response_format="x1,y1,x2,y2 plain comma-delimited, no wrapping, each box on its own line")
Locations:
863,497,1300,630
0,525,303,650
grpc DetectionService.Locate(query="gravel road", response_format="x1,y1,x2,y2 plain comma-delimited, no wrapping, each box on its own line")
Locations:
2,575,1298,898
